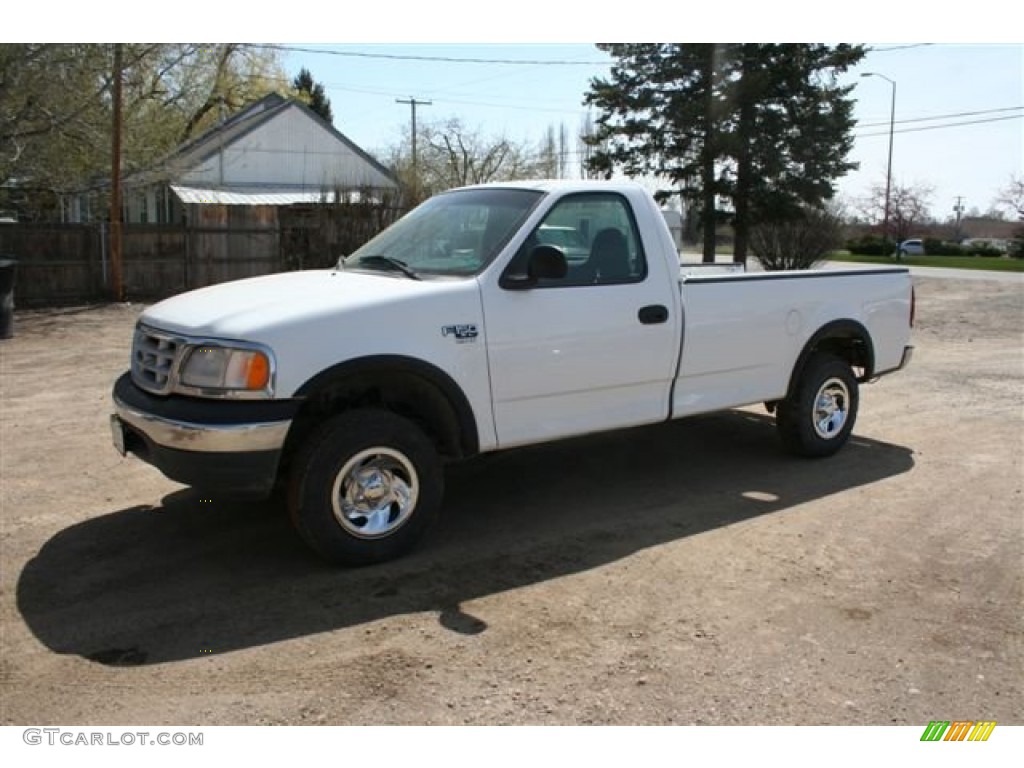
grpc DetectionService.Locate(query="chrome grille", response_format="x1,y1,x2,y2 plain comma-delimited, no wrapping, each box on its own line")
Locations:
132,325,184,394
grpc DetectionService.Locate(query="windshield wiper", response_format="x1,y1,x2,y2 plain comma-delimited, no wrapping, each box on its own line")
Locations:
355,254,421,280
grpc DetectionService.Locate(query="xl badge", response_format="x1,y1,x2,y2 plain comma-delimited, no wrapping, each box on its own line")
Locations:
441,324,479,343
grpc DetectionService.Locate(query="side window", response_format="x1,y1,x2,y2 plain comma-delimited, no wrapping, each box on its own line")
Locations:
506,193,647,287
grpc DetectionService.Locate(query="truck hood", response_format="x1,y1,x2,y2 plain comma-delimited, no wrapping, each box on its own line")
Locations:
140,269,454,339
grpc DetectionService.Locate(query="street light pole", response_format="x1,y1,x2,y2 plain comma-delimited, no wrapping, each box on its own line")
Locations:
861,72,896,257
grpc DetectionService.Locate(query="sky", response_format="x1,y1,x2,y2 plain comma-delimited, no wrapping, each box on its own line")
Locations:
279,42,1022,221
10,3,1024,220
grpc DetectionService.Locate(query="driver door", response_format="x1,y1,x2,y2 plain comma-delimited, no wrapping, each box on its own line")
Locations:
482,192,678,448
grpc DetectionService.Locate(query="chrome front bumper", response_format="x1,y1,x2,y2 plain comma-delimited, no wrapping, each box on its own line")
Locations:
110,371,297,497
112,395,291,455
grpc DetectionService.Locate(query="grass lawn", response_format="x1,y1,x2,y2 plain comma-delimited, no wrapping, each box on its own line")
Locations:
828,252,1024,273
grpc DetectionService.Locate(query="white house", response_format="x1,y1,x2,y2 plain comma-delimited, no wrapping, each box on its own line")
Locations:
68,93,399,224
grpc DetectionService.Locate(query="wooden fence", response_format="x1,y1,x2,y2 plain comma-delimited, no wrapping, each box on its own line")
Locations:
0,223,283,307
0,205,403,307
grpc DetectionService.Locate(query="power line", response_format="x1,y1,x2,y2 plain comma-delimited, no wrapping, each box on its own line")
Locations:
259,56,1022,136
408,94,587,115
869,44,936,53
347,86,583,115
858,105,1023,129
264,41,937,64
264,42,935,64
253,44,607,66
272,67,1024,123
856,113,1022,137
262,74,589,114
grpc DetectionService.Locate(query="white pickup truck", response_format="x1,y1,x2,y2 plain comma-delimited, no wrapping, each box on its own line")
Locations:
111,180,914,565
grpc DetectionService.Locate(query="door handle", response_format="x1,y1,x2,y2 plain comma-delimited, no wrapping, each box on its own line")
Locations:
638,304,669,324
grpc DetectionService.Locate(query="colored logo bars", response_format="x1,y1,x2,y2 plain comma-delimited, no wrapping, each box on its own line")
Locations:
920,721,996,742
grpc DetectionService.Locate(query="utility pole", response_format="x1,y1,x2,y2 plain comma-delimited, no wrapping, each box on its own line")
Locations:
217,96,226,187
953,196,965,242
110,43,124,302
396,97,431,199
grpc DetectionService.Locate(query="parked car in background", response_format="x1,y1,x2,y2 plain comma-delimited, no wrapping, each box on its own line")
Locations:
961,238,1009,254
898,239,925,257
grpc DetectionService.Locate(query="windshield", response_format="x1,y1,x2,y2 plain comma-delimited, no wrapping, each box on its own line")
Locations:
343,187,543,277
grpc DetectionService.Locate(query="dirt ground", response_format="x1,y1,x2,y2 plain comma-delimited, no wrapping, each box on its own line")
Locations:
1,274,1021,725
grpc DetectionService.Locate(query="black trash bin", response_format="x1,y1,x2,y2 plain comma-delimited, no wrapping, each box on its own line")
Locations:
0,257,17,339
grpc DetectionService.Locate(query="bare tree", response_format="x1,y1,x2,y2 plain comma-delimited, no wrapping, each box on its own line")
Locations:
388,117,540,198
750,204,844,271
994,174,1024,220
174,44,287,143
1,45,114,191
538,126,557,178
858,180,934,243
537,122,571,179
558,122,570,179
1,43,288,217
578,112,607,180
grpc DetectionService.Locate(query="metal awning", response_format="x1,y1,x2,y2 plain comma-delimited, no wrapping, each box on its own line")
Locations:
170,185,377,206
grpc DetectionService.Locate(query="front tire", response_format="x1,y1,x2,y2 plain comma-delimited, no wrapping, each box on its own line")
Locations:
287,409,443,566
777,353,859,458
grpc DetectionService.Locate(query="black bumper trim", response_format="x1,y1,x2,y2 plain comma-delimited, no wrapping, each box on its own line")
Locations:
120,417,282,498
113,372,299,498
113,372,301,425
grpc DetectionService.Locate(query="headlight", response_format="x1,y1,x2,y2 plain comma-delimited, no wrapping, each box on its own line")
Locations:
178,345,272,394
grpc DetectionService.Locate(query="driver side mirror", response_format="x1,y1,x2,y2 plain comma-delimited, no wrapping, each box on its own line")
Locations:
501,244,568,290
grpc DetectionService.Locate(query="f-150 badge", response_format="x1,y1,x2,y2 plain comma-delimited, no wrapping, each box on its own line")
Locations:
441,324,479,343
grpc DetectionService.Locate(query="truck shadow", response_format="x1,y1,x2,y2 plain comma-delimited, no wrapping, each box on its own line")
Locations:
17,410,913,666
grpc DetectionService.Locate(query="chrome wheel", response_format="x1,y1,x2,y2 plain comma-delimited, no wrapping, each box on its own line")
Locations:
812,377,850,440
331,447,419,539
777,353,859,458
289,409,443,566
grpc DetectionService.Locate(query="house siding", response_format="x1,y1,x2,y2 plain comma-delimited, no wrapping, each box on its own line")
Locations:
65,95,397,225
179,105,394,191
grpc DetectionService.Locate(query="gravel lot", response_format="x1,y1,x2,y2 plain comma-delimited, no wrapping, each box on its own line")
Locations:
1,274,1021,725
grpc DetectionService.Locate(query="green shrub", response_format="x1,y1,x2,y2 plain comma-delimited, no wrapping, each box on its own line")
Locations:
921,239,963,256
964,245,1004,258
845,236,895,256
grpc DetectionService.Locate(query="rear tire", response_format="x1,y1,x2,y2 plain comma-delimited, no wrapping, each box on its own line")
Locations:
777,353,859,458
287,409,443,566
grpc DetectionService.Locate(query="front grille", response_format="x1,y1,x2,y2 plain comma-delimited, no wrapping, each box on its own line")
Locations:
132,325,184,395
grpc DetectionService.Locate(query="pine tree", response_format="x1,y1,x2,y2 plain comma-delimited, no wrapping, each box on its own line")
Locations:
585,44,865,263
292,67,334,125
